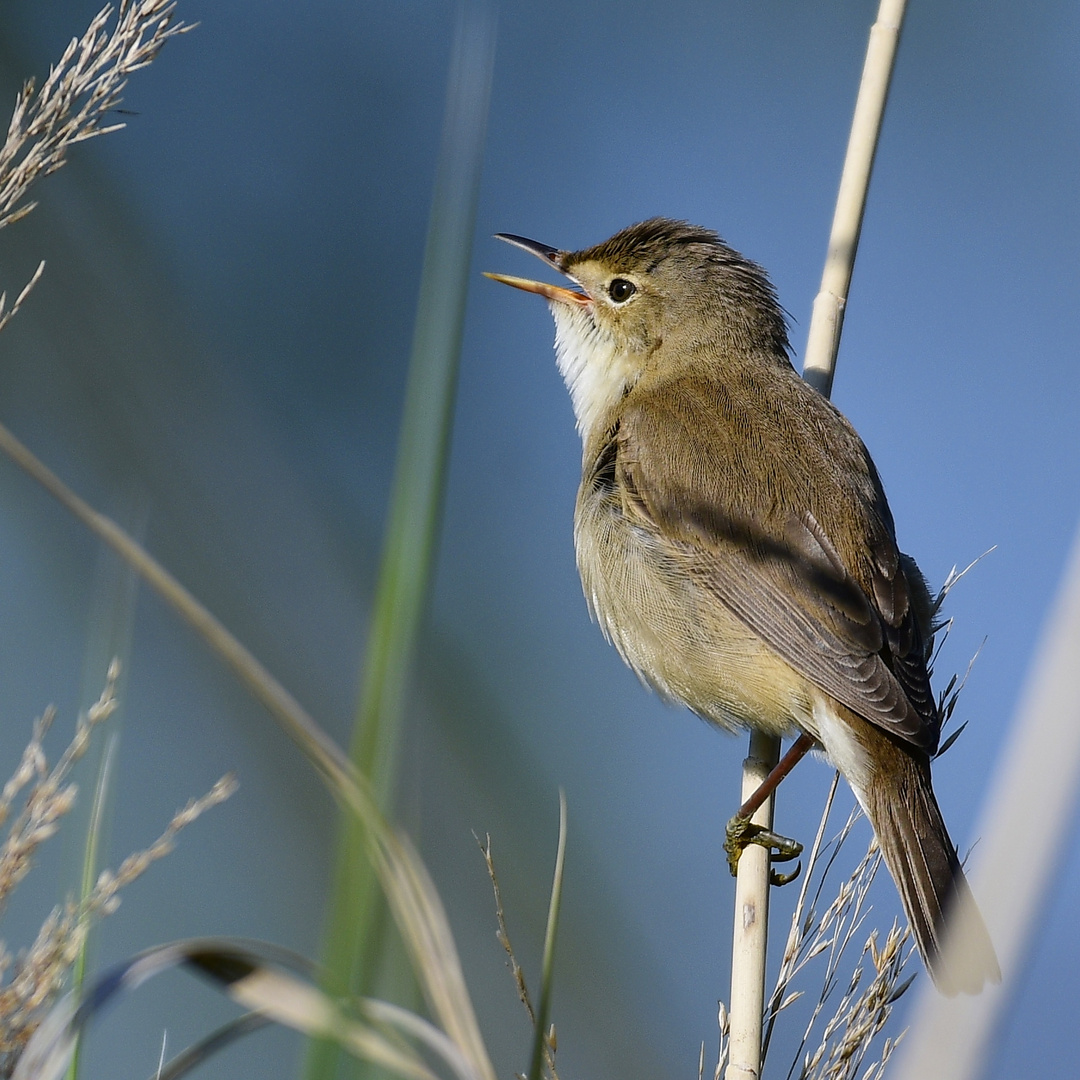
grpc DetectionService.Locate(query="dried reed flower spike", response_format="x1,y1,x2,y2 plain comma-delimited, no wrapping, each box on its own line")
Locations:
0,664,235,1075
749,776,914,1080
0,1,191,333
478,834,560,1080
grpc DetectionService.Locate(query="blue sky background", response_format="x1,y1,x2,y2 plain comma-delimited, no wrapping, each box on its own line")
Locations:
0,1,1077,1077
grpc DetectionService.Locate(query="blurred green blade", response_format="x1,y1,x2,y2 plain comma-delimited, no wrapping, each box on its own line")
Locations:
355,0,497,804
528,794,567,1080
307,3,497,1078
68,505,144,1080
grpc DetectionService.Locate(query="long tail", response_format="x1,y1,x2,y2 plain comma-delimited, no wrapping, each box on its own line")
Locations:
863,739,1000,996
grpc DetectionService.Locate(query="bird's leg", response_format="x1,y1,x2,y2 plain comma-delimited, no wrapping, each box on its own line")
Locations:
737,731,817,820
724,732,817,884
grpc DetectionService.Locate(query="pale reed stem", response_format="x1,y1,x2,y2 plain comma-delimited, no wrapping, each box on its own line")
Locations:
725,3,908,1076
725,731,780,1080
803,0,907,399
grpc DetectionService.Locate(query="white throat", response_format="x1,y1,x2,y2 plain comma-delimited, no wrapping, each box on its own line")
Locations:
550,301,633,439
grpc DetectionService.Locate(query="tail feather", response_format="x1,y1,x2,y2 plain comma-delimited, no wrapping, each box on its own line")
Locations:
865,748,1000,996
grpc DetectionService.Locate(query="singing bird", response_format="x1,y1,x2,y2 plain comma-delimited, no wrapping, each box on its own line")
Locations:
487,218,999,995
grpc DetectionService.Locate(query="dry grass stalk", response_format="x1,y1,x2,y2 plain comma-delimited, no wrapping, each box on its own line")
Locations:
0,666,120,916
478,835,559,1080
799,923,908,1080
0,0,190,332
749,775,914,1080
739,565,983,1079
0,663,235,1076
700,1001,730,1080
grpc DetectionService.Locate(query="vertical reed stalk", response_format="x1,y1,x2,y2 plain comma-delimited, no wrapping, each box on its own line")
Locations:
725,731,780,1080
724,3,908,1075
803,0,908,394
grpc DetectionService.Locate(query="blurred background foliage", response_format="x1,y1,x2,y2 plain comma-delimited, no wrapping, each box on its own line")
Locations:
0,1,1078,1078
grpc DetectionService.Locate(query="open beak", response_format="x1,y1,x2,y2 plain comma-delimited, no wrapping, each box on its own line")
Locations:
484,233,592,307
483,272,591,307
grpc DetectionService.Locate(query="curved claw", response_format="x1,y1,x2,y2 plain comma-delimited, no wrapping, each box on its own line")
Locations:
770,860,802,887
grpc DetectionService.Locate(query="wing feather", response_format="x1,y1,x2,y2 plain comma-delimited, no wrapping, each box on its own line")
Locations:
615,376,940,751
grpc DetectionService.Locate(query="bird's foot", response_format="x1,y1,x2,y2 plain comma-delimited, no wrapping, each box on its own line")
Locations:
724,815,803,886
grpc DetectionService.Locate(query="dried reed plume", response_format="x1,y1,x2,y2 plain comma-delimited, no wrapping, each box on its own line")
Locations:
0,1,190,331
0,663,234,1076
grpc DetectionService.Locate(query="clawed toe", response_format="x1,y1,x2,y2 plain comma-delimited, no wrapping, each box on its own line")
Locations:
724,815,804,886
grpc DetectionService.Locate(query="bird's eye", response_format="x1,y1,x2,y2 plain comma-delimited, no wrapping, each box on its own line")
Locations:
607,278,636,303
